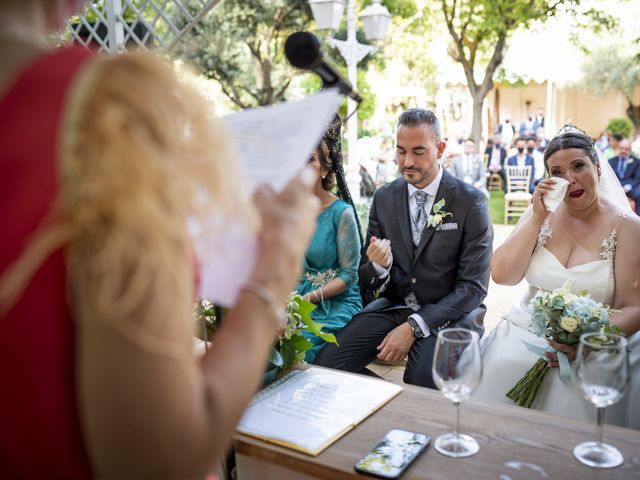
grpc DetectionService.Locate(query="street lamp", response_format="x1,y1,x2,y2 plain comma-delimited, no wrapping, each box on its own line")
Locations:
308,0,391,203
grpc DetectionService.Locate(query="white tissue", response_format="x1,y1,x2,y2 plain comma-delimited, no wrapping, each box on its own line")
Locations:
543,177,569,212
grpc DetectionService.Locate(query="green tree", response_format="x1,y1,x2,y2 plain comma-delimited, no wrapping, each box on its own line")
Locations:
438,0,615,143
300,1,432,131
581,48,640,132
176,0,313,109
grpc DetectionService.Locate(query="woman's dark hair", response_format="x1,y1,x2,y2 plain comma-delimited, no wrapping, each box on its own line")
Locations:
315,139,335,191
543,125,599,172
322,119,374,305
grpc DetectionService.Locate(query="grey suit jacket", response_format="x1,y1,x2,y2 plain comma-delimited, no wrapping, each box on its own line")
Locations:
451,154,485,189
359,170,493,335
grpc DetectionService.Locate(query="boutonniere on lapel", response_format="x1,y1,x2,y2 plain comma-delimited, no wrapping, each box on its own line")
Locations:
628,158,635,165
427,199,453,228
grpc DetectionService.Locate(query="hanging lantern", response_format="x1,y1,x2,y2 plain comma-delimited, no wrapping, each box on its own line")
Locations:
308,0,345,30
359,0,391,41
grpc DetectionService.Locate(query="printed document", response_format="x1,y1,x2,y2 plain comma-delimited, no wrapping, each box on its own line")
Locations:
237,367,403,455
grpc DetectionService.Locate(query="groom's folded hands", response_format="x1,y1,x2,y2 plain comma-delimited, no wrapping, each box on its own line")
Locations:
367,236,392,268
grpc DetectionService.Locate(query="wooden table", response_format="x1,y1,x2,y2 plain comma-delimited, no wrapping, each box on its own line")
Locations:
235,373,640,479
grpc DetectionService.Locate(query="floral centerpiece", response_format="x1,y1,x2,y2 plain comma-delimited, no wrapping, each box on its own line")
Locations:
194,293,336,379
507,282,619,408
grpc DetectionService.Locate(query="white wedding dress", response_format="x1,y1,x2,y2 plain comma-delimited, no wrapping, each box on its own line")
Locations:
474,216,639,429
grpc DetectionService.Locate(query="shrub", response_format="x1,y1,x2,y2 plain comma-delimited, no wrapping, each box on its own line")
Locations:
606,117,633,138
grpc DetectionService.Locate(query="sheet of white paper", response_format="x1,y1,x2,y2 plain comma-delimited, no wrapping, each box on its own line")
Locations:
192,91,341,306
188,215,257,307
238,368,403,455
222,89,342,192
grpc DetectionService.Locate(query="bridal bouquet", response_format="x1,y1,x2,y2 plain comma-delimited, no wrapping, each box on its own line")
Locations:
506,282,619,408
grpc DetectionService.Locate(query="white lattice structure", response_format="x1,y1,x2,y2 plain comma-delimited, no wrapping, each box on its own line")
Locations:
59,0,221,54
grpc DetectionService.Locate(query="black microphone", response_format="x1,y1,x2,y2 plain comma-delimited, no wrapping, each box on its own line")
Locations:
285,31,362,103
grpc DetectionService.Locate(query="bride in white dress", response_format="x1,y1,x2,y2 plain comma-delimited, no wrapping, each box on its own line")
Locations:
474,127,640,429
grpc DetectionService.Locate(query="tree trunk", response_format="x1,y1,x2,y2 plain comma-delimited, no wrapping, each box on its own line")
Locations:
470,92,484,145
627,101,640,133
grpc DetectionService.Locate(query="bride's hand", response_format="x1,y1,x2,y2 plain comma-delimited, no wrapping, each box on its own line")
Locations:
544,340,577,367
531,179,557,224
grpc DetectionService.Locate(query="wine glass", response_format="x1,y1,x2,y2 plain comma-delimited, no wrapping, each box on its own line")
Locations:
432,328,482,458
573,332,628,468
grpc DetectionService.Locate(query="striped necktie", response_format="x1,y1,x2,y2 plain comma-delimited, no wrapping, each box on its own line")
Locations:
618,157,627,178
412,191,428,246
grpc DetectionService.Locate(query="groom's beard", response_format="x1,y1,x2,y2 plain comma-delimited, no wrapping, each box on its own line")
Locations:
402,165,436,187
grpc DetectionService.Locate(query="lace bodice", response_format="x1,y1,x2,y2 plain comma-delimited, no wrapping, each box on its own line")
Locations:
509,217,617,328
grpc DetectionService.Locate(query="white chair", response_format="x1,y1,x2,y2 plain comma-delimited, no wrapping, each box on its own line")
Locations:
504,165,532,224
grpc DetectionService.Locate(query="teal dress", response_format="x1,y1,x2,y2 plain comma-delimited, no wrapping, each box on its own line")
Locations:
297,199,362,362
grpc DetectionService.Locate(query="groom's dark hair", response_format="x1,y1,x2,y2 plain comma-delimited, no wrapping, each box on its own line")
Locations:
397,108,442,144
544,125,599,171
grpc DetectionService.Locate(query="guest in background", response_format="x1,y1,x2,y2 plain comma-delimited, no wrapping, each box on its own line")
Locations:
527,136,545,186
485,133,508,192
297,140,362,362
596,131,609,152
496,114,516,148
519,113,536,137
604,133,623,161
534,107,545,130
609,139,640,215
507,137,536,192
360,163,376,203
535,126,549,152
451,138,489,198
632,134,640,157
0,1,319,478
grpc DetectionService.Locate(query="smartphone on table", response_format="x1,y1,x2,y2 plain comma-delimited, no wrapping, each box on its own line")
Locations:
354,428,431,479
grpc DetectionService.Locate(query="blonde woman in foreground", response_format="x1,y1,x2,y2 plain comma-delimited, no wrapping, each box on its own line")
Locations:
0,1,319,478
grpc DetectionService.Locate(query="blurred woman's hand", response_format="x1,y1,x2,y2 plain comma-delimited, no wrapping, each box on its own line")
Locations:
251,167,320,304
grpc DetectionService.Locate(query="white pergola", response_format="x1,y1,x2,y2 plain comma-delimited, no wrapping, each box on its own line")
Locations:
59,0,222,54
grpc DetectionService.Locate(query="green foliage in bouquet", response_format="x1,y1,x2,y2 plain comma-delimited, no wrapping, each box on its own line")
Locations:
507,282,620,408
194,293,337,373
280,293,337,371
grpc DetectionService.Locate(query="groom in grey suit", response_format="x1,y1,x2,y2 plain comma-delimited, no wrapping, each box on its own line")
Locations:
315,109,493,388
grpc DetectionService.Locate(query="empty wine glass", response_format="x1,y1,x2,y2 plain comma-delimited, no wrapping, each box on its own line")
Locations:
432,328,482,458
573,332,628,469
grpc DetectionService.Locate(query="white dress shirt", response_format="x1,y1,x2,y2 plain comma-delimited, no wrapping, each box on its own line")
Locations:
490,148,502,170
371,166,444,337
532,150,545,181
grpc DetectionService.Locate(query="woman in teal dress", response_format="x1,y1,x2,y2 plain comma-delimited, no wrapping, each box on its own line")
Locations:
298,139,362,362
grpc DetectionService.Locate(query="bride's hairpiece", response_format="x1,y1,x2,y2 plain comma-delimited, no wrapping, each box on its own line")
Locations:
554,124,598,160
556,124,593,143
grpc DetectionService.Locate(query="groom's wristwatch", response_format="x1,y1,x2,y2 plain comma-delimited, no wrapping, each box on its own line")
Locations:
407,317,425,338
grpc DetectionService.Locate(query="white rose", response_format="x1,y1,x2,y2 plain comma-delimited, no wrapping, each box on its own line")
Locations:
432,213,443,224
560,316,578,333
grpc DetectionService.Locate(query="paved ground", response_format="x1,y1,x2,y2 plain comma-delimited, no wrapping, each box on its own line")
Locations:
369,223,528,384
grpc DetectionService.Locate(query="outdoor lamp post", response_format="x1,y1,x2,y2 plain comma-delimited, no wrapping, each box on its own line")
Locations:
308,0,391,203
